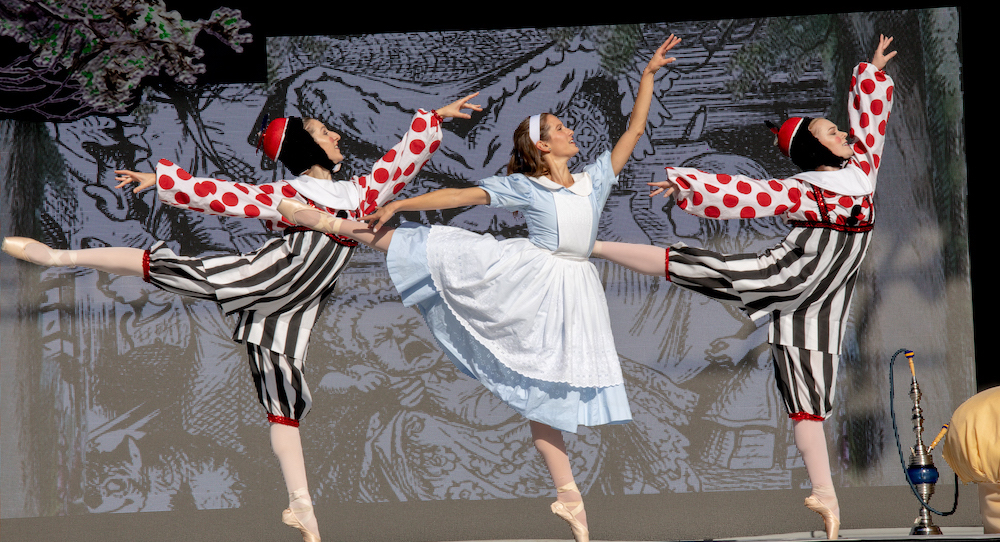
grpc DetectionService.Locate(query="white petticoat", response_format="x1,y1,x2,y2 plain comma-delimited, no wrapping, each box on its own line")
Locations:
387,223,631,433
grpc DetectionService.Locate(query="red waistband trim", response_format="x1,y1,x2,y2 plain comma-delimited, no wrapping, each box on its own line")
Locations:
787,221,873,233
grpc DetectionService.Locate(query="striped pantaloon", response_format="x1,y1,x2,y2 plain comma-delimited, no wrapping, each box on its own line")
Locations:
667,226,872,419
144,230,355,425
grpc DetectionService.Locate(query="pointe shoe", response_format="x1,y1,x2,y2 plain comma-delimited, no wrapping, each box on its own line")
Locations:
277,199,342,235
551,482,589,542
2,237,76,267
282,507,320,542
805,495,840,540
282,490,320,542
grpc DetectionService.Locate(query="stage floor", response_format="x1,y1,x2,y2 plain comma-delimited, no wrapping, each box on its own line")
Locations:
725,526,990,540
449,527,991,542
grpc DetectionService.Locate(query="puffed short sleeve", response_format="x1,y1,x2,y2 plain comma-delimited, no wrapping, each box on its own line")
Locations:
583,151,617,195
480,174,535,212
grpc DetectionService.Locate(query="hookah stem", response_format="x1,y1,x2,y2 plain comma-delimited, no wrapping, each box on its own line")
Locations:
928,424,949,452
890,348,959,516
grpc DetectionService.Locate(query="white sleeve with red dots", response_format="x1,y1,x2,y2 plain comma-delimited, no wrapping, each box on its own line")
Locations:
154,158,301,230
847,62,894,187
352,109,443,217
665,168,809,220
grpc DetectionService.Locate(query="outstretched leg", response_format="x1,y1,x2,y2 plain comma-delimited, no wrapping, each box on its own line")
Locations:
530,421,589,542
591,240,666,276
2,237,145,276
277,199,393,253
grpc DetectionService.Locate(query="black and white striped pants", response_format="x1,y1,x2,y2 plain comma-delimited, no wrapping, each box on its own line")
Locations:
668,226,872,419
144,230,355,424
245,343,311,425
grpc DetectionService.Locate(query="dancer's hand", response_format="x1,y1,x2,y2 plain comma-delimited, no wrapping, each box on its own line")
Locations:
648,180,677,198
645,34,682,75
436,92,483,120
114,170,156,193
871,34,896,71
359,202,399,232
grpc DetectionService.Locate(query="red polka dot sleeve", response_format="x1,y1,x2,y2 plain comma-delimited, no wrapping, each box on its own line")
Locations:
664,168,807,220
154,159,299,231
351,108,444,217
847,62,894,187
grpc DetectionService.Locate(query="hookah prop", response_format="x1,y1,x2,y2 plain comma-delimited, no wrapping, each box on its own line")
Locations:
889,348,959,535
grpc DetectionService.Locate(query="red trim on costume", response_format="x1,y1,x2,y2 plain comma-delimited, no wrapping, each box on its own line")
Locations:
787,221,874,233
787,185,874,233
267,414,300,427
142,249,151,282
789,412,826,422
664,247,672,281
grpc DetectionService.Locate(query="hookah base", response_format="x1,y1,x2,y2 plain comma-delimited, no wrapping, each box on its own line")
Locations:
910,524,944,536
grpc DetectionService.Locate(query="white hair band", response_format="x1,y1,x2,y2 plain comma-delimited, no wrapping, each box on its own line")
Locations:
528,114,541,144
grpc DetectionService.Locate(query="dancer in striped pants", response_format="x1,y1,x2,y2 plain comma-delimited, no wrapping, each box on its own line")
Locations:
592,35,896,539
2,93,481,542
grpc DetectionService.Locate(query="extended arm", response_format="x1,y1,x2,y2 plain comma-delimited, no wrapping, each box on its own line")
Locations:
360,187,491,231
609,35,681,175
664,167,805,221
116,160,300,228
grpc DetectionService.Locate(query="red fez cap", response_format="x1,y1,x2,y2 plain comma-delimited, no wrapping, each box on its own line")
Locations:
260,117,290,161
768,117,807,158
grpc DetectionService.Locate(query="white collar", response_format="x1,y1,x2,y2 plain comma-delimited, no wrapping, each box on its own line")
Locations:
793,165,874,196
285,174,360,209
529,171,593,196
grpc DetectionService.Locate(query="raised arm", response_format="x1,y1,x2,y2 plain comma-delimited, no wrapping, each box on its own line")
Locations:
847,35,895,186
354,93,482,217
360,187,491,231
609,34,681,175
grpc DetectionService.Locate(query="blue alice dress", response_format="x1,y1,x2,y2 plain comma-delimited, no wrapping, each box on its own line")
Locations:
386,151,632,433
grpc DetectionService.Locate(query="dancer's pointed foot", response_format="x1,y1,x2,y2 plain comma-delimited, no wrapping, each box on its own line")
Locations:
277,199,342,236
2,237,77,267
282,489,320,542
805,495,841,540
551,482,589,542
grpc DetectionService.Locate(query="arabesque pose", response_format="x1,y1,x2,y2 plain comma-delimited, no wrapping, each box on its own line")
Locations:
589,35,897,540
275,35,682,542
2,93,481,542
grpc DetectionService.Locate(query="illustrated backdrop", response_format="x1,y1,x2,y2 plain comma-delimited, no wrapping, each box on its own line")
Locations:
1,5,981,541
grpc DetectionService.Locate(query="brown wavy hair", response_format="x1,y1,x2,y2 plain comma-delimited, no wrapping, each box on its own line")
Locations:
506,113,552,176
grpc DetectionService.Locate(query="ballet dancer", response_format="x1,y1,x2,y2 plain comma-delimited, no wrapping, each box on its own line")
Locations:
2,92,482,542
588,35,897,539
276,35,682,542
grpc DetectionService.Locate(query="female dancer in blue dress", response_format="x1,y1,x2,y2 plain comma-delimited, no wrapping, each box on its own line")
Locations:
2,93,481,542
277,34,682,542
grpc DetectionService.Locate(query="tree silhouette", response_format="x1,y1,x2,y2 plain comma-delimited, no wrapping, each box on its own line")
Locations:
0,0,251,120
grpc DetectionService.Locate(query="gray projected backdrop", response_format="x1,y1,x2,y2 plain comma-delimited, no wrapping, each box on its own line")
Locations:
1,8,980,542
